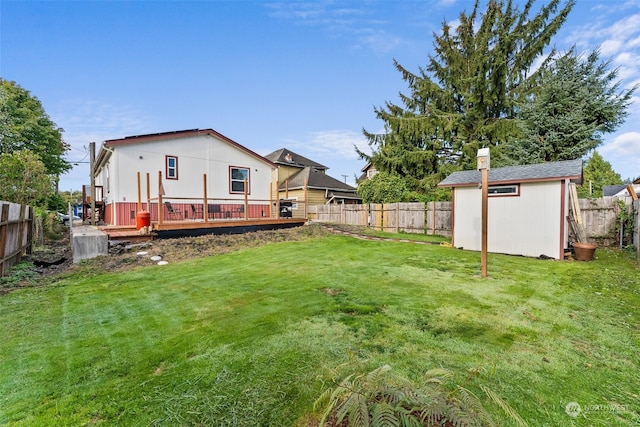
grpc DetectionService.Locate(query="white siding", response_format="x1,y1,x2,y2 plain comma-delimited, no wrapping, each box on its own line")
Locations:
98,134,274,204
453,181,564,259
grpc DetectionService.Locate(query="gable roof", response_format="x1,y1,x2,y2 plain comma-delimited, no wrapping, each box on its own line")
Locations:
280,166,357,192
603,184,627,197
264,148,327,170
438,159,583,187
96,128,276,173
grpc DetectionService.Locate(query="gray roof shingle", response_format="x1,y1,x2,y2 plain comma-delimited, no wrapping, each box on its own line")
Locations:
280,167,357,192
438,159,583,187
264,148,327,170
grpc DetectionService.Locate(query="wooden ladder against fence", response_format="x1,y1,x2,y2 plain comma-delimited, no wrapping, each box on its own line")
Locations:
0,202,34,277
568,183,587,243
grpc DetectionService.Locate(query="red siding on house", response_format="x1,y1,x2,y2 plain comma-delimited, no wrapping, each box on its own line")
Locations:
106,202,271,226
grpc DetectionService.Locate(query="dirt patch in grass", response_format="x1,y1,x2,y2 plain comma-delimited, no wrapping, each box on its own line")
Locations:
12,224,332,281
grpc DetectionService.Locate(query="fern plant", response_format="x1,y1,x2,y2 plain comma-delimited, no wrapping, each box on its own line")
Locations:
313,365,528,427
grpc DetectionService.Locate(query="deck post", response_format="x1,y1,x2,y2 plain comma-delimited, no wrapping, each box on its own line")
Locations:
244,179,249,220
269,182,273,218
275,181,280,218
137,172,142,212
158,171,164,225
146,173,151,212
304,177,308,219
203,173,208,223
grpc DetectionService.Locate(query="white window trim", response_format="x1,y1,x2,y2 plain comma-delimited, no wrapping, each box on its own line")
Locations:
229,166,250,194
488,184,519,197
166,155,178,180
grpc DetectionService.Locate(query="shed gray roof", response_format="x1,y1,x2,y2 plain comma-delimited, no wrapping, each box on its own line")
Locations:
438,159,583,187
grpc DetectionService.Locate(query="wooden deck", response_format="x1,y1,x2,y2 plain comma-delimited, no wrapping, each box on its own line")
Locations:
100,217,307,241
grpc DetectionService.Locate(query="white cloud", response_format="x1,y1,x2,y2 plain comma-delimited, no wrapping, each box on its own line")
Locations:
50,99,157,190
264,2,403,55
352,28,403,54
600,39,623,56
51,99,155,152
600,132,640,156
285,129,369,161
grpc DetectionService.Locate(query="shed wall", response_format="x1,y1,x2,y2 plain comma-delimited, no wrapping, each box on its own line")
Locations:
453,181,563,259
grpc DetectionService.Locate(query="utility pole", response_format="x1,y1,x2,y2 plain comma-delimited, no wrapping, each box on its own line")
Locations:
341,174,348,183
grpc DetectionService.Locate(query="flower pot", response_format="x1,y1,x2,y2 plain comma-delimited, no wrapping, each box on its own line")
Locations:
573,242,597,261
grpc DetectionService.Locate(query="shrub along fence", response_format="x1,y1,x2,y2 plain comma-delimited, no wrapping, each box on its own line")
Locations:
1,201,34,277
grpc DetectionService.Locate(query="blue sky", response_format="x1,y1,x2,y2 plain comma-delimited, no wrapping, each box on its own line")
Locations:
2,0,639,191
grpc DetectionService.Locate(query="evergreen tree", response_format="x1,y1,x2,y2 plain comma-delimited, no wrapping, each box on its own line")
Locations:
360,0,574,196
0,79,70,177
577,151,622,198
508,48,636,163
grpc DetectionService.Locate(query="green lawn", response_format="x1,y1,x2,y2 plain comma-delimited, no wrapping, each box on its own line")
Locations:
1,230,639,426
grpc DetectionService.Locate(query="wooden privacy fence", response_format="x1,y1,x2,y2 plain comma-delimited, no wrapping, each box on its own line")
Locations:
309,202,452,236
1,201,34,277
311,198,638,252
578,197,637,248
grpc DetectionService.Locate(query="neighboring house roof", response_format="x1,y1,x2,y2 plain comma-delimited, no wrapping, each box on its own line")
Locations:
264,148,327,170
327,191,362,202
603,185,627,197
280,166,357,192
438,159,583,187
358,161,376,181
95,128,276,173
604,184,640,198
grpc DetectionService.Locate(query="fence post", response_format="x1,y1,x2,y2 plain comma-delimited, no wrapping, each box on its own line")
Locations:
0,203,8,276
635,200,639,261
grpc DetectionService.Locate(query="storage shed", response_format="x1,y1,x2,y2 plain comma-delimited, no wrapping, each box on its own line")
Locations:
438,159,583,259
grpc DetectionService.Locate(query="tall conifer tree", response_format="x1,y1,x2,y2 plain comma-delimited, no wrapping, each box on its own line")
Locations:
360,0,574,196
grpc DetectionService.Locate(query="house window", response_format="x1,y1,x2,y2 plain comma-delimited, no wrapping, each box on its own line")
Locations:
166,156,178,180
488,184,519,196
230,167,250,194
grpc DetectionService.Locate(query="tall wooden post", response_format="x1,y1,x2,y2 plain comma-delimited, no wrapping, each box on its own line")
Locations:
477,148,490,278
481,168,489,277
275,181,280,218
137,172,142,212
146,173,151,211
269,182,273,218
158,171,164,225
203,174,208,223
303,177,308,219
244,179,249,220
89,142,96,226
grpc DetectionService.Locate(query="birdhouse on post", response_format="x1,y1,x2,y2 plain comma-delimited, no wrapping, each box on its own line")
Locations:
477,148,490,278
477,148,490,171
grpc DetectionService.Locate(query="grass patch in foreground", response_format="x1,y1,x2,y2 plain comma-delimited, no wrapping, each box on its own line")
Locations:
1,233,639,426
